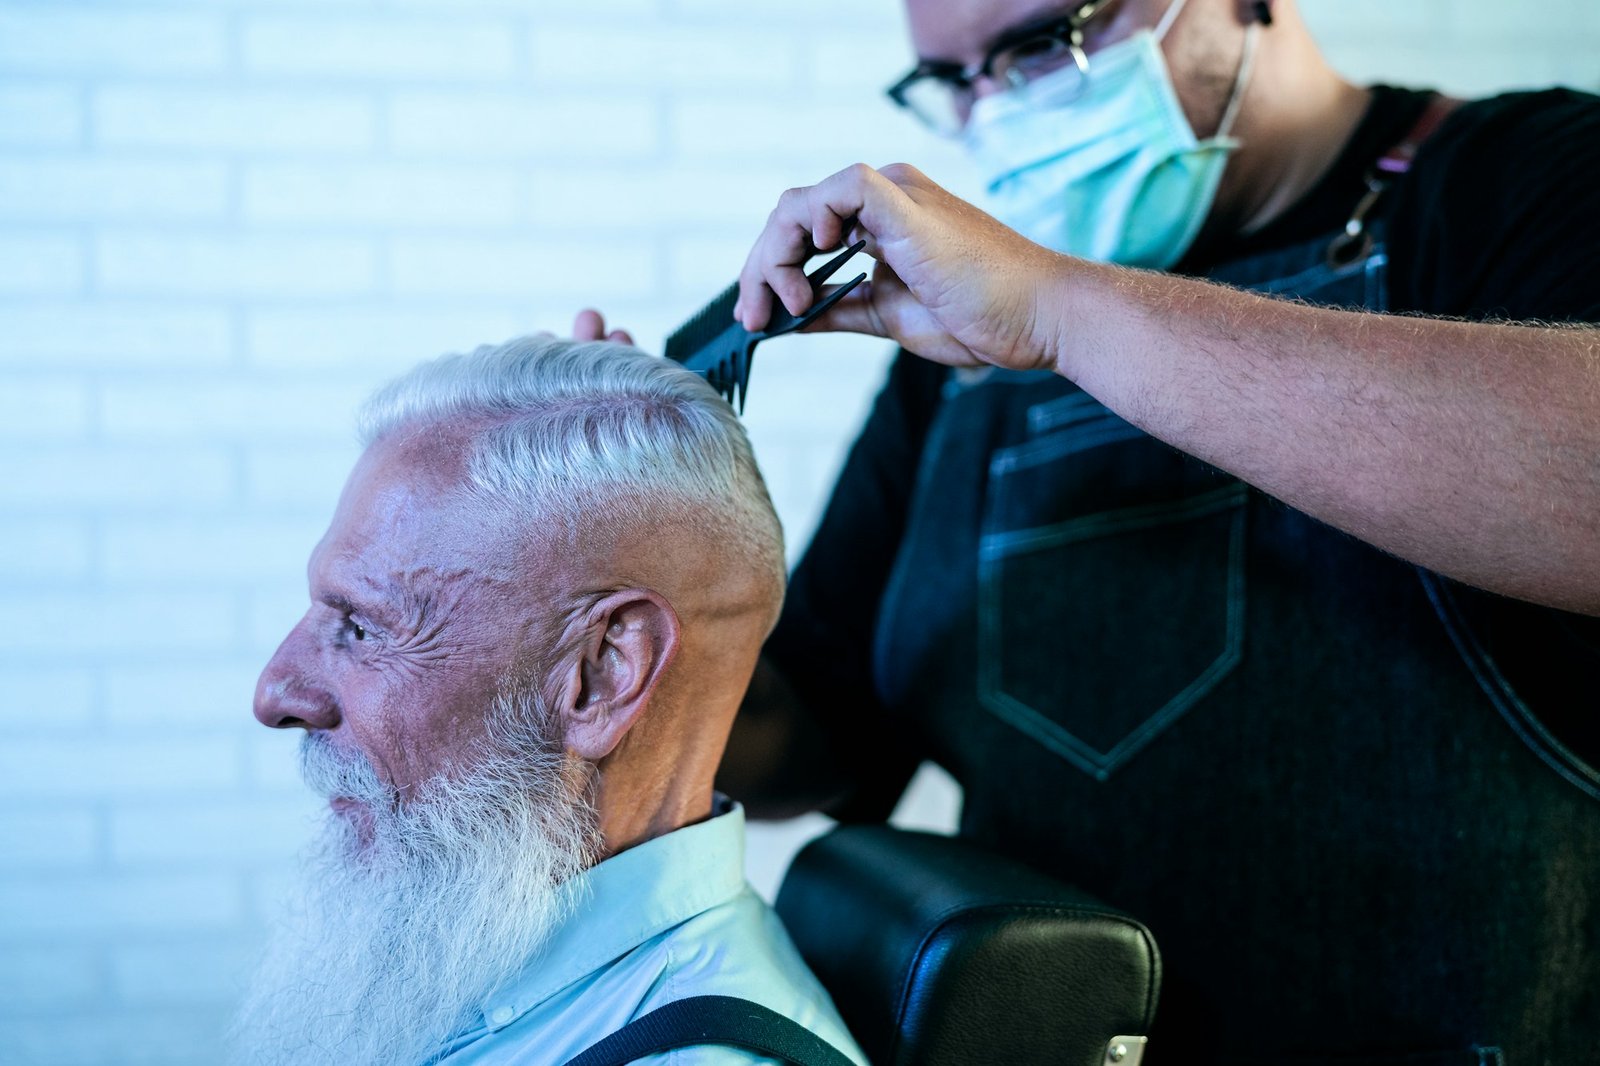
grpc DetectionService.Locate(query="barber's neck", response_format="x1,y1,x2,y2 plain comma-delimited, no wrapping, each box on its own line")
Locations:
1205,4,1370,242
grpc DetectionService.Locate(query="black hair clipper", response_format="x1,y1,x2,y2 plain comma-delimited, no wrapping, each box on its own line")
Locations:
663,241,867,414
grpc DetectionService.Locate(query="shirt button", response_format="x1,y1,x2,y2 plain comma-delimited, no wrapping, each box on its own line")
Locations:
489,1006,514,1026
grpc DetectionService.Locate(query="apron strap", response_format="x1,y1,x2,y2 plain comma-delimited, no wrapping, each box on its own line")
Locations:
559,995,858,1066
1378,93,1467,175
1327,93,1466,267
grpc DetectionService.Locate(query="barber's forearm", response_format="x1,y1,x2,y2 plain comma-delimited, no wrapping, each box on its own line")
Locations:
1047,264,1600,615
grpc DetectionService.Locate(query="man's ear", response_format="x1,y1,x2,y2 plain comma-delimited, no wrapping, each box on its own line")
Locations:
563,589,680,762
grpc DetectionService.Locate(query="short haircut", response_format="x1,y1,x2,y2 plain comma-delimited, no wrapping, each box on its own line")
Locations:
359,335,785,612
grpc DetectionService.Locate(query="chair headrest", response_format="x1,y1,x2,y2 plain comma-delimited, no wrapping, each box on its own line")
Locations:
775,826,1160,1066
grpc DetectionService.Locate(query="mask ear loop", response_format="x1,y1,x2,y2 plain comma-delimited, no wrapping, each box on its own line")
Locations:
1153,0,1192,42
1213,20,1260,140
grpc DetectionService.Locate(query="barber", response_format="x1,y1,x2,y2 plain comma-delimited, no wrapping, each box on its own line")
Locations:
710,0,1600,1061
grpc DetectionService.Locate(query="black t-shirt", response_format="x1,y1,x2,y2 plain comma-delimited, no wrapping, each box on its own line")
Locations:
764,86,1600,816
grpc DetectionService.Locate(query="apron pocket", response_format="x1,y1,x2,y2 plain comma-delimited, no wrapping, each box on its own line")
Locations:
978,414,1247,780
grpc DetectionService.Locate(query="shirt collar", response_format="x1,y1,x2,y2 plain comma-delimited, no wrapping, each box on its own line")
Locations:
476,794,747,1031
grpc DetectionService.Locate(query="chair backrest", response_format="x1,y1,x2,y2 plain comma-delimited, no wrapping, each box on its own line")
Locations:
775,826,1160,1066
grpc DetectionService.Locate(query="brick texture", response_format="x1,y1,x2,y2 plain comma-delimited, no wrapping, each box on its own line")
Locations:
1,0,1594,1060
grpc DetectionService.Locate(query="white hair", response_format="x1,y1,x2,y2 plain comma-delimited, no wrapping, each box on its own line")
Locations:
234,339,787,1064
358,335,784,602
232,685,599,1066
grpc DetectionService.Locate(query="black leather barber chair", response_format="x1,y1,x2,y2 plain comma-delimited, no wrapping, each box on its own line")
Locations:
776,826,1160,1066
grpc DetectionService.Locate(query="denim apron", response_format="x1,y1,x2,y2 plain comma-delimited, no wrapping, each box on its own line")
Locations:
870,219,1600,1059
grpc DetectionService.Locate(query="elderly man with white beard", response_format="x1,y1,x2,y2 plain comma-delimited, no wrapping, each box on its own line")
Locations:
236,338,866,1066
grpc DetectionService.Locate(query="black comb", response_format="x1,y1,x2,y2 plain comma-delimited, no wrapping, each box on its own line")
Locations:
663,241,868,414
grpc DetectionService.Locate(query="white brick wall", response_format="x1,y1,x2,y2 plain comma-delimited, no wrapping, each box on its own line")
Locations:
0,0,1594,1061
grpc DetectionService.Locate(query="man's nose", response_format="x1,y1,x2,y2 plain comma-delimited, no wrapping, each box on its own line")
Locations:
970,72,1012,101
955,74,1014,130
254,626,340,731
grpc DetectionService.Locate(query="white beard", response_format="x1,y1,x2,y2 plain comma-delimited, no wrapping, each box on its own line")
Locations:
231,689,600,1066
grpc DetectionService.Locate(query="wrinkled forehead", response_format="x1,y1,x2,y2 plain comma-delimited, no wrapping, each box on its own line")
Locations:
313,430,524,591
342,431,471,537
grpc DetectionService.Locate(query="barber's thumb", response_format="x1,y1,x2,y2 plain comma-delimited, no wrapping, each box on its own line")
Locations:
799,285,884,338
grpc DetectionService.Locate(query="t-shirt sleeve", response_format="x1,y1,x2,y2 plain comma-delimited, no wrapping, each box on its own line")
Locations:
1390,88,1600,324
763,349,946,821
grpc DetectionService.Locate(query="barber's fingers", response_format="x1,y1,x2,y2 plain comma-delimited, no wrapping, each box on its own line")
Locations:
843,222,884,261
735,163,915,331
735,186,829,331
573,308,607,341
572,309,634,346
802,264,989,369
876,161,936,191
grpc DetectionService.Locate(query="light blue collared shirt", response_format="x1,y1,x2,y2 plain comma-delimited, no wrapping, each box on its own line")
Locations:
437,798,867,1066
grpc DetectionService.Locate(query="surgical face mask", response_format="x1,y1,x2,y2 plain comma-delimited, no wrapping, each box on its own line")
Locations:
965,0,1260,269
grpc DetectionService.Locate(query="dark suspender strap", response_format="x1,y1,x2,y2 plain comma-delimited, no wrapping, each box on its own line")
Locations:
1327,92,1467,267
560,995,858,1066
1377,93,1466,176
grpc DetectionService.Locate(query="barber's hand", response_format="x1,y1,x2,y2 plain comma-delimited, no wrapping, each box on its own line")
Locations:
735,163,1076,373
572,309,635,346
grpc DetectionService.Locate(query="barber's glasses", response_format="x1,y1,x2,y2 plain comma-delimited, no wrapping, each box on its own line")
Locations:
886,0,1118,137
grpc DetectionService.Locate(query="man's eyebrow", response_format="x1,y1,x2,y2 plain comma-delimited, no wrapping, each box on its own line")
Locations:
316,590,359,613
918,4,1082,66
314,581,401,625
315,589,375,622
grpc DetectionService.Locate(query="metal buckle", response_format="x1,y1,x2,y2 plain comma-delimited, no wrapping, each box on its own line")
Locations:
1326,169,1389,269
1104,1035,1148,1065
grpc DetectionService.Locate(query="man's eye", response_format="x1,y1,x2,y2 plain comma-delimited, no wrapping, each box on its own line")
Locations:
347,618,367,641
1008,35,1070,70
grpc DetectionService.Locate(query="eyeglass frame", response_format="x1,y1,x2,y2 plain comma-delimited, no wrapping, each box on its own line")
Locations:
884,0,1115,135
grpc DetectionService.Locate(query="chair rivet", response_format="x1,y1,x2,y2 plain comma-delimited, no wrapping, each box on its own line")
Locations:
1108,1044,1129,1063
